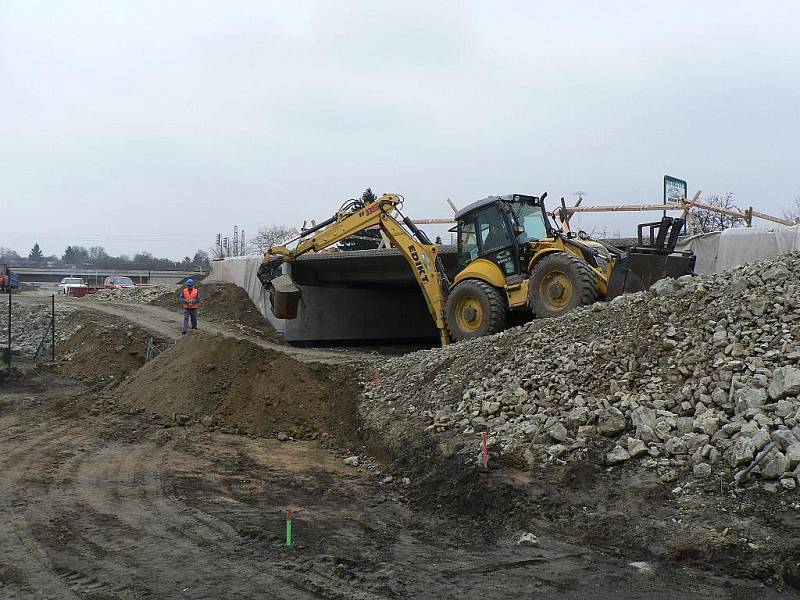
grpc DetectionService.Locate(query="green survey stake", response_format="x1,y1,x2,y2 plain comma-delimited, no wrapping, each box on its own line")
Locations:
286,508,293,546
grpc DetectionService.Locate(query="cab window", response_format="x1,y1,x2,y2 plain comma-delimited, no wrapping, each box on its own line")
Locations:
457,219,478,267
513,203,549,242
476,205,511,253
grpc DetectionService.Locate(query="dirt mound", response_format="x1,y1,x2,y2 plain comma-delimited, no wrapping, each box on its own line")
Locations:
56,312,171,383
116,332,357,440
151,283,280,342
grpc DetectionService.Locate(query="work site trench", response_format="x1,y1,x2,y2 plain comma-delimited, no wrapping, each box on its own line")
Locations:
0,280,797,599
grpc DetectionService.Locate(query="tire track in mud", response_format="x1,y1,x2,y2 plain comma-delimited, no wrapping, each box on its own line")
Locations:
0,420,84,598
0,412,373,599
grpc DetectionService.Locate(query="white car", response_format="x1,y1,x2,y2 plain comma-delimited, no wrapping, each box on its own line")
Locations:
58,277,88,295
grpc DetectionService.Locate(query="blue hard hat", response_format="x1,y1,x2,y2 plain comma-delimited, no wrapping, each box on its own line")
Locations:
186,278,194,286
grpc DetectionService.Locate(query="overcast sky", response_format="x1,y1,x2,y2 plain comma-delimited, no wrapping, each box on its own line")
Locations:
2,1,799,259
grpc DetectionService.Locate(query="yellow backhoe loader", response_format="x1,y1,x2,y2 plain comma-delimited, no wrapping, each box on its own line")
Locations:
258,192,694,344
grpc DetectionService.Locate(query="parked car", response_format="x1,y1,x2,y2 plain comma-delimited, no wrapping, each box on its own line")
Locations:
103,276,135,289
58,277,88,295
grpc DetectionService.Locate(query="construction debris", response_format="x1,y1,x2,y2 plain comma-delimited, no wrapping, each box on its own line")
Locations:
91,285,178,303
362,253,800,491
4,300,80,355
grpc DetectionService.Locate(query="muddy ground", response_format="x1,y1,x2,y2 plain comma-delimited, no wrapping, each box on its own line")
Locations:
1,291,797,598
1,370,788,599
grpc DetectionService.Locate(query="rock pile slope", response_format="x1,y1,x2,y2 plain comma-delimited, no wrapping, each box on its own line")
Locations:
362,253,800,491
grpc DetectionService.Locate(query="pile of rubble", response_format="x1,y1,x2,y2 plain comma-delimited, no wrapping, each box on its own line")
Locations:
91,285,177,303
362,253,800,491
7,300,80,355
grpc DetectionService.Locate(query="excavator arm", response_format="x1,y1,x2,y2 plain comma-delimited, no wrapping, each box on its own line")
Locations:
258,194,451,345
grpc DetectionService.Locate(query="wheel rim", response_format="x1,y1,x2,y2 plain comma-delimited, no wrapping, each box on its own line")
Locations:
538,270,573,310
455,296,484,332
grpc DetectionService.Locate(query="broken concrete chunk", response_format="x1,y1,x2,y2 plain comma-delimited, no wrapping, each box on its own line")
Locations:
727,437,756,467
548,422,568,442
786,444,800,468
772,429,798,451
761,451,789,480
693,463,712,479
735,387,766,413
631,406,656,430
627,437,648,457
597,407,626,436
664,437,688,456
606,445,631,465
769,367,800,400
565,406,590,428
650,279,677,297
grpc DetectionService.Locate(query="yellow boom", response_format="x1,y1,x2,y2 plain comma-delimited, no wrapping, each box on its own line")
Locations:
261,194,451,345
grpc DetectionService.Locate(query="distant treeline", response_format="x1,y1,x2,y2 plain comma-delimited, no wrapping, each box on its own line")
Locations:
0,244,210,272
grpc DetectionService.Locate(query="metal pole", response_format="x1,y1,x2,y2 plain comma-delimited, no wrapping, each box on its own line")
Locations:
7,293,10,374
51,294,55,361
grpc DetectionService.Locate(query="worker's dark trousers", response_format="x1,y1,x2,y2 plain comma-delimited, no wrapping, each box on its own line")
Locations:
183,308,198,333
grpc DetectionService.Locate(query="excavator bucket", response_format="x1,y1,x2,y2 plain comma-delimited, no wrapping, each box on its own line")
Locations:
269,274,301,319
257,257,301,319
606,217,696,300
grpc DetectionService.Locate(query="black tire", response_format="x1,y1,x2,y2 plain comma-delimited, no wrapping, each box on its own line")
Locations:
446,279,507,342
528,253,598,318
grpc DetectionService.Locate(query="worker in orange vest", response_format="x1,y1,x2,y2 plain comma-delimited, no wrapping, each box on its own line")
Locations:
180,279,200,334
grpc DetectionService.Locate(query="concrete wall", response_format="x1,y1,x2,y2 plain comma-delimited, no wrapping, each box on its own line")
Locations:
205,255,439,343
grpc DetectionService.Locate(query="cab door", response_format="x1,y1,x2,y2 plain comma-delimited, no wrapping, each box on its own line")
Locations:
474,204,521,277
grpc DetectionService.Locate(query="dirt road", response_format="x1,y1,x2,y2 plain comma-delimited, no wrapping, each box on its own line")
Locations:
75,298,360,365
0,374,787,599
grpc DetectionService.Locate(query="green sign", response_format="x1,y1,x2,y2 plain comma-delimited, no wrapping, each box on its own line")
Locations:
664,175,687,205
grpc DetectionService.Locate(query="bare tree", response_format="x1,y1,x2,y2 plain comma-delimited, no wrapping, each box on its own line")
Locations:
249,225,297,254
783,195,800,224
689,192,743,233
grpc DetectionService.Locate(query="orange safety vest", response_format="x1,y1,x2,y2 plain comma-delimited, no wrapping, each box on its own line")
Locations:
182,287,199,309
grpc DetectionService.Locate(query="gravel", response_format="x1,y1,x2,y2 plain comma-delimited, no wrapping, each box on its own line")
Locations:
5,299,81,355
361,252,800,491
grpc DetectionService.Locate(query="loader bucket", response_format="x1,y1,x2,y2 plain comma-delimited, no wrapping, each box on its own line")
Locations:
606,215,696,300
606,252,696,300
268,274,301,319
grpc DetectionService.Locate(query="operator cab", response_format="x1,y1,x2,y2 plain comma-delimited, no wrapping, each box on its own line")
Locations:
452,193,552,279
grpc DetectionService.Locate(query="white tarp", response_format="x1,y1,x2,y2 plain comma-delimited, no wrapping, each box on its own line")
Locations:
677,225,800,274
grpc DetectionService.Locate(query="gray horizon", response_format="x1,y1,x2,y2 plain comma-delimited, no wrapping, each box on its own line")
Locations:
2,0,799,260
